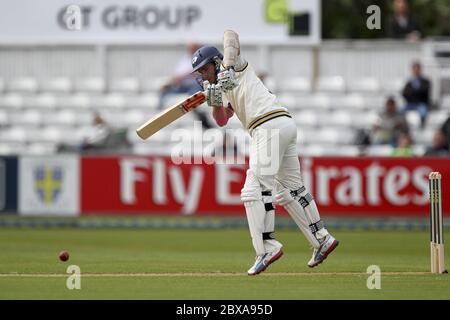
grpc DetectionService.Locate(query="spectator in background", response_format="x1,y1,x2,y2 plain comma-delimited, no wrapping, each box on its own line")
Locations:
401,61,431,127
371,96,409,146
388,0,421,41
158,42,202,109
158,42,213,129
391,131,415,156
80,113,112,151
424,130,449,156
57,112,114,153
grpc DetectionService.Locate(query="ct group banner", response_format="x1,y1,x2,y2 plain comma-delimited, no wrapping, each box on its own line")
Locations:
0,0,320,44
0,156,18,214
81,156,450,216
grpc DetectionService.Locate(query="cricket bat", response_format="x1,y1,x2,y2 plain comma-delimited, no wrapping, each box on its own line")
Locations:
136,91,206,140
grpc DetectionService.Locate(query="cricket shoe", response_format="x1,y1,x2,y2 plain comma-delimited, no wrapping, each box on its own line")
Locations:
307,234,339,268
247,247,283,276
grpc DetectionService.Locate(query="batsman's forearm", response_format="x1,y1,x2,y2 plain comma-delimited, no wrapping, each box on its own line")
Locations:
213,105,231,127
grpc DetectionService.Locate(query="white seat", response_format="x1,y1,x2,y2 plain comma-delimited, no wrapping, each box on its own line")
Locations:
279,77,311,93
75,77,105,93
412,128,435,145
59,127,85,145
297,144,340,157
91,93,125,109
66,127,89,145
307,94,331,109
323,111,353,127
8,77,38,93
31,127,64,143
338,129,357,144
9,110,42,127
110,77,140,94
316,76,346,93
57,93,91,109
0,94,24,109
301,145,327,156
164,93,190,107
426,111,449,129
133,141,173,156
405,110,421,130
74,110,95,126
277,94,297,109
348,77,380,93
41,77,72,93
413,144,426,156
104,93,126,109
297,128,314,145
331,145,361,156
299,144,361,156
104,110,147,129
331,94,365,109
124,109,147,127
43,110,78,126
308,128,354,145
0,142,26,155
141,77,169,92
126,93,159,110
102,111,128,127
26,142,57,155
441,94,450,110
352,112,379,128
23,93,56,109
365,145,394,156
381,78,404,94
295,110,318,127
363,96,385,110
0,127,27,143
0,110,8,126
125,109,157,128
127,127,142,144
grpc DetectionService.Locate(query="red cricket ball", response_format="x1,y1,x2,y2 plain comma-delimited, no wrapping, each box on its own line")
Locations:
59,250,69,262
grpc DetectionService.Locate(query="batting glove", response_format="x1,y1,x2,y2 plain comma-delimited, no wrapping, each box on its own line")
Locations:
218,68,238,91
203,80,223,107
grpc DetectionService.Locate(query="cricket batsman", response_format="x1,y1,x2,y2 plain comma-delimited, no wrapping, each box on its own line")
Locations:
191,30,339,275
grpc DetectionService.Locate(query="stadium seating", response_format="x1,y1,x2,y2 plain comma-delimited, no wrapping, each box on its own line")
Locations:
109,77,140,94
8,77,38,94
0,41,447,157
41,77,73,93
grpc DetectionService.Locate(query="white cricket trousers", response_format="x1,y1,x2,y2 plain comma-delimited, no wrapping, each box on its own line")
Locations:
240,115,304,256
247,115,303,192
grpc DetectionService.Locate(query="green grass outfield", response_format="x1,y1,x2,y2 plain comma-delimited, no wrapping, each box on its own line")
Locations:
0,228,449,299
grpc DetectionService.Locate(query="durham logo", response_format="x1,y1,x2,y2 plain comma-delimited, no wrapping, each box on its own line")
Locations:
34,166,63,204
